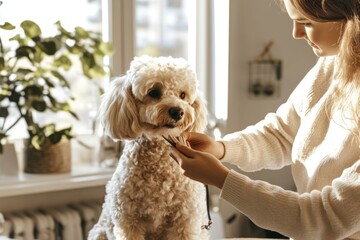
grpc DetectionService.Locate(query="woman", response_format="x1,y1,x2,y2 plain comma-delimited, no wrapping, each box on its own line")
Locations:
171,0,360,239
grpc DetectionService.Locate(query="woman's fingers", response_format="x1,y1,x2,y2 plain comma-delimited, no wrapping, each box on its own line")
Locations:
167,135,196,157
180,131,190,140
169,152,180,165
166,134,230,189
175,142,199,158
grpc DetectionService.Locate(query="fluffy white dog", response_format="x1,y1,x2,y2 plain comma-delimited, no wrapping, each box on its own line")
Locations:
88,55,210,240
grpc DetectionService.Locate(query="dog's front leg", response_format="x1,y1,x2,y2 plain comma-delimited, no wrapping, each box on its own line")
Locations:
88,203,115,240
163,224,204,240
115,222,146,240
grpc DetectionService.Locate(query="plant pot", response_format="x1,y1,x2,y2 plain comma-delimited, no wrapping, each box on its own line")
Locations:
24,139,71,174
0,143,19,175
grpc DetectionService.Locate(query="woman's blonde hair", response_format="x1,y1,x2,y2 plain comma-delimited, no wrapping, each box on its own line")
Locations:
278,0,360,137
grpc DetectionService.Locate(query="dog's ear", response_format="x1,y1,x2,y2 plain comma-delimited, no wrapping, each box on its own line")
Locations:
98,76,142,140
188,94,208,133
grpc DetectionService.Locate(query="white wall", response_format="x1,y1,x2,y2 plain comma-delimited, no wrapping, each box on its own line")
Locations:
227,0,316,132
213,1,318,237
223,0,317,190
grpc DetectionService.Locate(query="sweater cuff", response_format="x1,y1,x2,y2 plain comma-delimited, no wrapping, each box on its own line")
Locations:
220,140,243,164
220,169,249,205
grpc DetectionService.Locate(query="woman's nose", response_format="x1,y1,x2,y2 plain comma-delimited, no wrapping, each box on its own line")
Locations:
292,22,306,39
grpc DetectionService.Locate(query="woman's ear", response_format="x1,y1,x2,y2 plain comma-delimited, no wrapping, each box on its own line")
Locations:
188,94,208,133
98,76,142,140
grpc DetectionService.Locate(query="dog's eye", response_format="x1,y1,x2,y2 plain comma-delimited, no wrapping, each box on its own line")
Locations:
180,91,186,99
148,89,161,99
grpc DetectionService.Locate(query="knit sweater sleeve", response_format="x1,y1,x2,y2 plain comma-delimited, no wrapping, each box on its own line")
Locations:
220,57,328,171
220,161,360,239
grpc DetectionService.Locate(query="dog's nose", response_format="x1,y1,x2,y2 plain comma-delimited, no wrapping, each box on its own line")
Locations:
168,107,184,121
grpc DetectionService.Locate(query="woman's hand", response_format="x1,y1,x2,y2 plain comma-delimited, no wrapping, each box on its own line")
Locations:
181,132,225,159
171,139,230,189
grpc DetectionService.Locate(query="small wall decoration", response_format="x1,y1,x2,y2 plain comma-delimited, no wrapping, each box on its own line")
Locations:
248,41,282,98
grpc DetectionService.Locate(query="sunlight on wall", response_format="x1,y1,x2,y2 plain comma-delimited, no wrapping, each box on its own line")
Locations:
213,0,229,121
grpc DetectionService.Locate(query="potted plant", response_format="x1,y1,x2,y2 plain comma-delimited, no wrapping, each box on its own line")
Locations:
0,20,114,173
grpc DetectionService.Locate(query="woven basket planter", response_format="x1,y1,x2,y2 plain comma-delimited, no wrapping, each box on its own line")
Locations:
24,139,71,174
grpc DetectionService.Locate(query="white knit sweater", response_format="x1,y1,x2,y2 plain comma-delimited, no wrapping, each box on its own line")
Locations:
220,56,360,240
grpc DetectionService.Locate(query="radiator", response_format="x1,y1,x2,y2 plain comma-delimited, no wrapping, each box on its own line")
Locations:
0,200,103,240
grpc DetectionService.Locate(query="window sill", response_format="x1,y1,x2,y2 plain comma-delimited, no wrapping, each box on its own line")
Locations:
0,166,114,198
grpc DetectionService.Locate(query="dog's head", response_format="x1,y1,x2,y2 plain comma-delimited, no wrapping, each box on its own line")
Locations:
99,55,208,140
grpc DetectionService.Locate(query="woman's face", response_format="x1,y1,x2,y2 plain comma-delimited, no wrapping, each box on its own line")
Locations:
283,0,343,56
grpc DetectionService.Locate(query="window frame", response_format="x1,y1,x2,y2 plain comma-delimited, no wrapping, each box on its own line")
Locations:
104,0,216,109
105,0,229,135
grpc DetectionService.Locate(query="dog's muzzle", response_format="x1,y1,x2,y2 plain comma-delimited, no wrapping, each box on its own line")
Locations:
168,107,184,121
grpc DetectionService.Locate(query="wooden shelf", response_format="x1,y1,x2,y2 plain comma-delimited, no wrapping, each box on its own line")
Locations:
0,166,114,198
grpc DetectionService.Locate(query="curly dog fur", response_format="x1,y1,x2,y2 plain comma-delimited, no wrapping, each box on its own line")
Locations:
88,55,209,240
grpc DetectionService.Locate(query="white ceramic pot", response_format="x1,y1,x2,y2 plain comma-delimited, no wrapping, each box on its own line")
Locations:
0,143,19,175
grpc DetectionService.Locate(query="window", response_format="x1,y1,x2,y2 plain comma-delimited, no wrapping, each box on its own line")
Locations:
0,0,229,140
135,0,190,58
0,0,104,138
105,0,196,78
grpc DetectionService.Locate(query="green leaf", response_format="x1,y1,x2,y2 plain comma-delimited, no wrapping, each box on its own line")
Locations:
27,124,38,135
68,110,79,120
32,36,41,42
99,42,115,56
30,135,42,150
0,107,9,118
43,124,56,135
0,88,8,98
33,46,44,63
0,22,16,30
42,76,55,88
16,68,34,76
32,100,47,112
48,132,62,144
9,34,27,46
80,52,98,78
55,21,71,37
50,70,70,88
60,102,71,111
37,39,58,55
60,127,72,136
0,132,8,140
65,43,82,54
48,127,72,144
0,56,5,69
47,94,59,108
9,90,21,102
15,46,35,60
20,20,42,39
24,85,43,97
75,26,90,39
54,55,72,70
82,52,96,68
0,94,7,101
88,65,106,79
